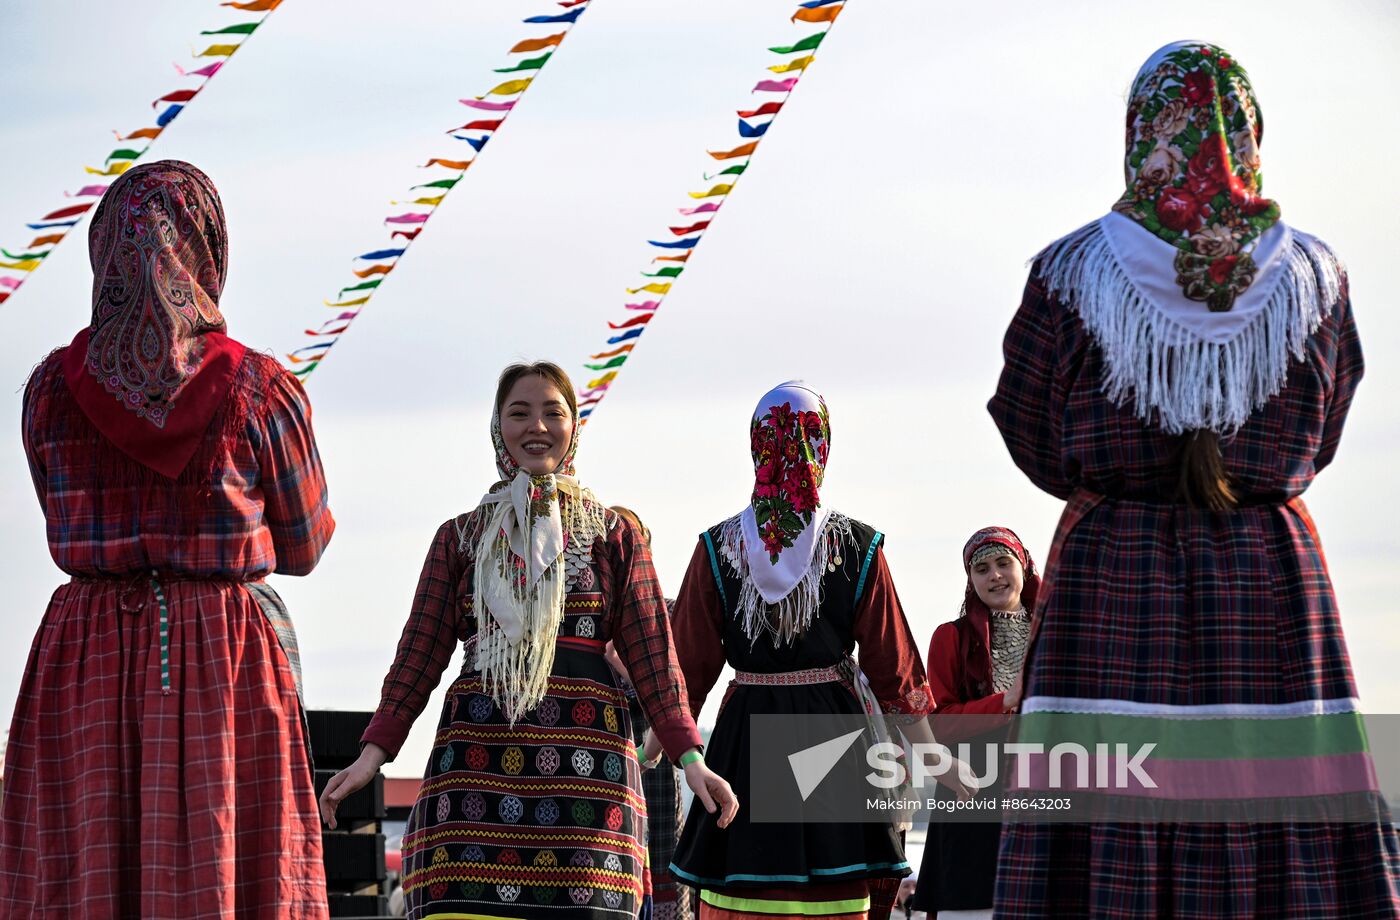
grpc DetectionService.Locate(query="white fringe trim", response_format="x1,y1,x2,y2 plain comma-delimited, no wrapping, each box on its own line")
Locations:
460,495,608,725
1037,219,1344,435
717,511,856,648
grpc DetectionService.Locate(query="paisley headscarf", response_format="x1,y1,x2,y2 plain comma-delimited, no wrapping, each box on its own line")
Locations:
60,160,246,477
958,526,1040,620
1113,42,1279,311
469,380,607,723
1034,41,1343,435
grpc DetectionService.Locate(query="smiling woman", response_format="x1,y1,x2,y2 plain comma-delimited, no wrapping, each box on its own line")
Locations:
317,360,738,920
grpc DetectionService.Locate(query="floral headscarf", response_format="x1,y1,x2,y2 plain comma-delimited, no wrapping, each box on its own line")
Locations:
741,382,831,596
959,526,1040,620
470,378,606,723
1113,41,1280,312
1035,41,1342,436
60,160,247,478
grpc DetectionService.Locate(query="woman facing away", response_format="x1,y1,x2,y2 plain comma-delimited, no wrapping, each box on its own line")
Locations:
0,160,336,919
659,381,968,920
319,361,737,920
914,526,1040,920
989,41,1400,917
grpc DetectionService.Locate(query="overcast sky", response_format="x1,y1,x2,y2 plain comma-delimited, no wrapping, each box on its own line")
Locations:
2,0,1398,777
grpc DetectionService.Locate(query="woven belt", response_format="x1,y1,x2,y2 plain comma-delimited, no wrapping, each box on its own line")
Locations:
732,660,850,687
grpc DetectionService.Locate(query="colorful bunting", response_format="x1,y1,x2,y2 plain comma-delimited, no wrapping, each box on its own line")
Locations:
284,1,593,378
0,0,282,307
575,1,849,423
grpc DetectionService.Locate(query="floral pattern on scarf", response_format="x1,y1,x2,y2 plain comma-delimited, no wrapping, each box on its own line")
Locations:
750,394,830,564
85,160,228,427
1113,42,1280,311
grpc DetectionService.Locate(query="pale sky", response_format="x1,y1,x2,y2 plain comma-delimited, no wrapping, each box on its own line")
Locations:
2,0,1397,777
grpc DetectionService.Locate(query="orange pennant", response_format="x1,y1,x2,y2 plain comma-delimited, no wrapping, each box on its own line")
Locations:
423,158,471,170
115,127,163,141
792,5,841,23
353,265,394,279
510,32,565,53
29,234,66,247
222,0,282,10
590,344,636,359
708,141,758,160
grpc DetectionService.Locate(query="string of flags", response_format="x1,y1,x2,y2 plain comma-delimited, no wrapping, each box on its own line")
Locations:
574,0,848,423
0,0,284,307
284,0,592,379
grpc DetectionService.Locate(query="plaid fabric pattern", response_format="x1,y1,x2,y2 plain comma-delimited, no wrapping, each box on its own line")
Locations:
1,580,326,918
988,271,1400,916
20,350,334,578
2,348,332,918
629,695,691,920
363,514,701,761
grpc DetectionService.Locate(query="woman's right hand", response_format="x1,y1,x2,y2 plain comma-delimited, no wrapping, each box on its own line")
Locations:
319,742,388,830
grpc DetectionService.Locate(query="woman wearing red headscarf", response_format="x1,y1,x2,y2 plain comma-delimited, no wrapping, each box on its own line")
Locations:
914,527,1041,920
0,161,335,919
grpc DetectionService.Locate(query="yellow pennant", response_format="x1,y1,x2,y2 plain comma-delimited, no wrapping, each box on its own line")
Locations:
586,371,619,389
324,296,371,307
688,184,733,199
480,78,533,98
196,44,241,57
626,283,671,295
85,162,134,176
768,55,813,74
0,260,41,271
391,196,445,206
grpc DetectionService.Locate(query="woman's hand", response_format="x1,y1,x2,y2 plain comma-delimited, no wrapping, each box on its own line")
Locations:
319,742,388,830
682,753,739,828
937,756,980,802
1003,674,1023,713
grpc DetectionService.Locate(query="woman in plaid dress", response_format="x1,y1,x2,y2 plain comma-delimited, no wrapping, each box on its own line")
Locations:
319,362,736,920
989,42,1400,917
1,161,336,919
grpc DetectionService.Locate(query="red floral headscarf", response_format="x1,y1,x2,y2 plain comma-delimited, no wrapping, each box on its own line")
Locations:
959,526,1040,619
749,382,830,563
60,160,246,477
1113,41,1280,312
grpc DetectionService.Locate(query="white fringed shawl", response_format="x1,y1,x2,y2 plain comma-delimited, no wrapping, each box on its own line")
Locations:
1038,212,1344,434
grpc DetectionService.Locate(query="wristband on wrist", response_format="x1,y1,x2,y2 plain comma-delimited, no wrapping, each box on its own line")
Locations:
679,749,704,768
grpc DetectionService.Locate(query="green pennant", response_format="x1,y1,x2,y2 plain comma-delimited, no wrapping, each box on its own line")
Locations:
495,52,553,73
585,355,628,371
107,148,143,162
411,178,460,191
642,267,683,279
201,22,259,35
769,32,825,55
339,279,382,294
1,249,48,260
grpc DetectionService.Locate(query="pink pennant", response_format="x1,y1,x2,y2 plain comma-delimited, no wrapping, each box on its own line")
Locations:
384,213,431,225
0,277,23,290
174,61,224,78
753,78,798,92
677,202,722,216
460,99,516,112
66,184,109,198
625,301,660,311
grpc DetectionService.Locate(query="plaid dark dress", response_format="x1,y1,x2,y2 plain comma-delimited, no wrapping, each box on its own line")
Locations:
987,266,1400,918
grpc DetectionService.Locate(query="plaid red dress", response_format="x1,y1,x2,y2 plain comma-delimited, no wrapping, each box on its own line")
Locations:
1,348,334,919
988,268,1400,917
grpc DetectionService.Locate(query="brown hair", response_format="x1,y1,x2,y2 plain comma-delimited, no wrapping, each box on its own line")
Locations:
1175,430,1237,511
494,361,579,420
610,506,651,546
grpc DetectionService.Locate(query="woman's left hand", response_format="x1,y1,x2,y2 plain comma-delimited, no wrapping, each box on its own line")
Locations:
1003,674,1023,713
683,757,739,828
